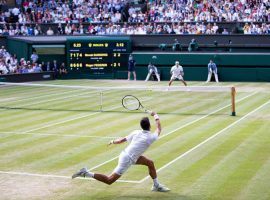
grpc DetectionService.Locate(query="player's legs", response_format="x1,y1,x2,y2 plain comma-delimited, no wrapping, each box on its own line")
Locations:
214,72,219,83
168,76,175,86
136,155,157,179
145,69,153,81
72,168,120,185
145,72,151,81
206,71,212,82
128,71,131,80
136,156,170,192
176,75,187,86
72,152,131,185
133,71,137,81
93,173,121,185
154,71,160,82
181,79,187,86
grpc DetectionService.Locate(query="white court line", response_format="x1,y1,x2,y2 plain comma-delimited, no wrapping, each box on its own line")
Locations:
139,99,270,183
0,80,123,105
86,92,258,171
0,171,140,183
0,87,84,104
0,131,119,139
0,93,261,184
22,97,152,134
89,156,119,171
159,91,257,139
1,88,102,110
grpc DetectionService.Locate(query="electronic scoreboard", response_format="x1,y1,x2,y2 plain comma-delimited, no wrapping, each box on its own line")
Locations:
66,37,131,74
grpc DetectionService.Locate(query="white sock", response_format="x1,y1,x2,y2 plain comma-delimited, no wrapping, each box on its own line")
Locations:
153,178,159,186
84,171,94,178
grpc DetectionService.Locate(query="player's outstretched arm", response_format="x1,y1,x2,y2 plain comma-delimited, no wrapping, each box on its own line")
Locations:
151,111,161,136
108,137,127,146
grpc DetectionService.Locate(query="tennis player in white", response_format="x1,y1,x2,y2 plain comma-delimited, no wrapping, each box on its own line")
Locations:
72,111,170,192
168,61,187,87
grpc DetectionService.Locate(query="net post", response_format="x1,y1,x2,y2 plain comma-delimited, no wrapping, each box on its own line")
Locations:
231,86,236,116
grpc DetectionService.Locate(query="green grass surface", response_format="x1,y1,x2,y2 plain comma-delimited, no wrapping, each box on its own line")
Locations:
0,80,270,200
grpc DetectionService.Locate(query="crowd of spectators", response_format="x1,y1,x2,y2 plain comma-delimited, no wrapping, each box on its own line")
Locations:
145,0,270,23
0,0,269,36
0,46,67,75
0,21,269,36
0,46,42,74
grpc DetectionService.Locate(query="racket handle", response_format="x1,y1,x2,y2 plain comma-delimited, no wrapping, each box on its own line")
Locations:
145,109,152,114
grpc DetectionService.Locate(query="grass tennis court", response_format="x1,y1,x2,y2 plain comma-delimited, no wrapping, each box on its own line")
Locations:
0,80,270,200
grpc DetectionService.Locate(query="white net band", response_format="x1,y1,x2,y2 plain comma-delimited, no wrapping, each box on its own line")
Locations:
0,82,234,92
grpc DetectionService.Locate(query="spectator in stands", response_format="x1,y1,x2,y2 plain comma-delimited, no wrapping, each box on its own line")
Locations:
30,50,38,63
57,23,64,35
206,60,219,83
188,38,199,52
127,54,136,81
33,63,42,73
0,59,8,74
222,28,229,35
46,61,51,71
46,27,54,35
0,0,268,37
34,25,43,35
52,60,59,77
10,54,18,71
172,39,181,51
41,61,46,71
59,62,67,74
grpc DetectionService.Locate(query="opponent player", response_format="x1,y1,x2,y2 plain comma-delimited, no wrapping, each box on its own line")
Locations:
168,61,187,88
72,111,170,192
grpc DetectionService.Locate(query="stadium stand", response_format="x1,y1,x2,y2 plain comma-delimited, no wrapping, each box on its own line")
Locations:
0,0,268,35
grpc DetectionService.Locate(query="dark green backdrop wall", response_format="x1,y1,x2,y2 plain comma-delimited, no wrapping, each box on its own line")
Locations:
129,52,270,82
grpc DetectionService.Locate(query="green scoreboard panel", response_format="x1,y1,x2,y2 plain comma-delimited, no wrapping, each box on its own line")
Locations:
66,37,131,74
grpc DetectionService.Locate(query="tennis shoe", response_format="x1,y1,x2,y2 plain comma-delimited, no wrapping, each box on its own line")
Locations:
72,167,88,179
151,184,170,192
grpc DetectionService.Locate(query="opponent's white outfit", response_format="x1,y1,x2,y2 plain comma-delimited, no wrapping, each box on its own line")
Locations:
113,130,158,175
170,65,184,80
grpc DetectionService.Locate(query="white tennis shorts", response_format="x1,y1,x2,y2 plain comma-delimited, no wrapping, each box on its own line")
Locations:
113,151,135,175
171,74,183,80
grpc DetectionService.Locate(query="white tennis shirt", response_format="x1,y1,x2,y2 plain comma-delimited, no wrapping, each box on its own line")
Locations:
124,130,158,162
171,65,183,76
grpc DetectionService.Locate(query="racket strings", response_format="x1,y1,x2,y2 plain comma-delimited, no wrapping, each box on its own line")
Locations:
122,97,140,110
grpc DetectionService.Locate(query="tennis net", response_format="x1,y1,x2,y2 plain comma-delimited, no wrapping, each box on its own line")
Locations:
0,82,236,116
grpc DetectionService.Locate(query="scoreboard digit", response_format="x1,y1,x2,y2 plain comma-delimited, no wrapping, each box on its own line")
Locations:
66,37,131,74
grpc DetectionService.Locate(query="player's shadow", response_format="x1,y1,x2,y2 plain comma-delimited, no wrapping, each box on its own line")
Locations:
0,106,228,116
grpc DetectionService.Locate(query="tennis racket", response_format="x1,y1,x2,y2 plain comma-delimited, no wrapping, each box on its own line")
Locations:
122,95,151,113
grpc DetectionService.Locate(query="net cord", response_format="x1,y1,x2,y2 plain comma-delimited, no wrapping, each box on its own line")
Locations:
0,82,233,92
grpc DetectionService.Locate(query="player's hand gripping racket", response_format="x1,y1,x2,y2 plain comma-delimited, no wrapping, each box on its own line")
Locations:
122,95,151,113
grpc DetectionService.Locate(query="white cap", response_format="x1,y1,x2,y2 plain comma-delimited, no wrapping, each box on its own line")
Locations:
175,61,179,65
